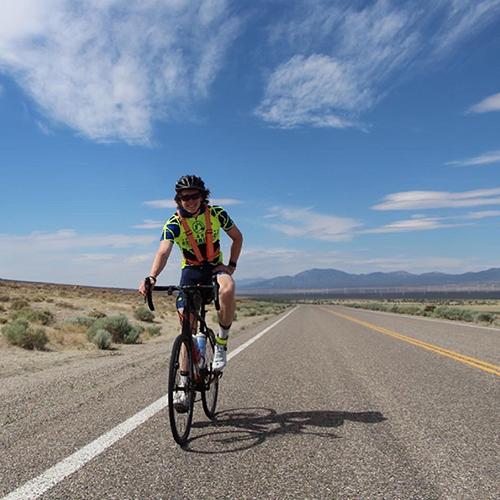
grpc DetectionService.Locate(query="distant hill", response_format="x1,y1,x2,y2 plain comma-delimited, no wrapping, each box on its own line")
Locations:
240,268,500,290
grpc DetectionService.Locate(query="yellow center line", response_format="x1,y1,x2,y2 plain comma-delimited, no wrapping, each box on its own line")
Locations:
321,308,500,377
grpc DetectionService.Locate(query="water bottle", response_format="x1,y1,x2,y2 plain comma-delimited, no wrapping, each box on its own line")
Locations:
196,334,206,368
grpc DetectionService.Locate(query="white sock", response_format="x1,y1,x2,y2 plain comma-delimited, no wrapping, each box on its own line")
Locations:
218,324,231,340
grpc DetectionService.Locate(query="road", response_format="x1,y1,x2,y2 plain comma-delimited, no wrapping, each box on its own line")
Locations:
1,305,499,499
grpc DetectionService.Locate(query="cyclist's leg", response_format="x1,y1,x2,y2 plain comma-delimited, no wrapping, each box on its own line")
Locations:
216,272,236,329
176,265,211,369
212,271,235,371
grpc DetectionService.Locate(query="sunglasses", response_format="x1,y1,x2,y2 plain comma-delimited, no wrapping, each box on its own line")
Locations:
179,192,202,202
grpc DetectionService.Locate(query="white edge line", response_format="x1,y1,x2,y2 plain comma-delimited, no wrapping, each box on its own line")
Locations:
2,306,299,500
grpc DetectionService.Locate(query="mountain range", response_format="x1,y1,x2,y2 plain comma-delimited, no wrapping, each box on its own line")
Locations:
239,268,500,290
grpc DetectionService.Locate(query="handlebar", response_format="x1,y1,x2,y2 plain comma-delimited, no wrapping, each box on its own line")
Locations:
144,278,220,312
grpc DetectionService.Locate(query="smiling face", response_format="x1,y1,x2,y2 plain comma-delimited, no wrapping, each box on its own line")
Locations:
178,188,203,214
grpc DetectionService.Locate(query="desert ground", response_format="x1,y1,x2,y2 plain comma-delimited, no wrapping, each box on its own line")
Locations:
0,279,290,378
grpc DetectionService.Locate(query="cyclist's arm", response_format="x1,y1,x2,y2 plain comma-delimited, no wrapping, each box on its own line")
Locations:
150,239,174,278
225,225,243,270
138,240,173,295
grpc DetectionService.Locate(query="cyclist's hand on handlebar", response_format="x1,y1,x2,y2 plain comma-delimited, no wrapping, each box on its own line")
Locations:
213,264,235,276
138,276,155,296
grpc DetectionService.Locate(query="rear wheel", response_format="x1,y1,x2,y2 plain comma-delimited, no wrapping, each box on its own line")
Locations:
168,335,195,445
201,329,219,419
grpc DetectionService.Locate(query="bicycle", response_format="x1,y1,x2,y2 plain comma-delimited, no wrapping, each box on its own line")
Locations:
144,277,222,445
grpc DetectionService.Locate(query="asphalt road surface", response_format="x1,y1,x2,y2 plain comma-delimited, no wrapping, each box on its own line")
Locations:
1,305,499,499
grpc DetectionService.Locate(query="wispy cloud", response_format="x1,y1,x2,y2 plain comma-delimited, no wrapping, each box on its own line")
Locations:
447,150,500,167
373,188,500,211
0,229,156,251
0,229,169,287
144,198,242,209
468,91,500,113
364,216,463,234
256,0,500,128
265,206,362,241
0,0,240,144
132,220,164,229
463,210,500,220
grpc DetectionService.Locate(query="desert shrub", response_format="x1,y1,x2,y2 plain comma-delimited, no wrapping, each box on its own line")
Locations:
67,316,96,327
474,312,495,323
0,317,8,324
146,325,162,337
10,298,30,310
364,302,387,312
123,326,142,344
88,309,107,318
433,307,475,322
55,301,78,309
10,308,55,325
392,304,422,315
133,306,155,322
0,295,10,302
92,329,112,349
2,320,48,350
422,304,436,315
87,315,141,344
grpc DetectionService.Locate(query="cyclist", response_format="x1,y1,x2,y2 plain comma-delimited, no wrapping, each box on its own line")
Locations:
139,174,243,375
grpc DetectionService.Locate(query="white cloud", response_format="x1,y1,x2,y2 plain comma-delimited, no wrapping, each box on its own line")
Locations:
0,229,156,252
255,54,364,129
76,253,116,262
210,198,243,206
144,198,242,208
0,229,178,287
0,0,239,144
447,150,500,167
468,91,500,113
363,216,464,234
256,0,500,128
265,206,362,241
145,200,178,209
373,188,500,210
132,220,164,229
463,210,500,220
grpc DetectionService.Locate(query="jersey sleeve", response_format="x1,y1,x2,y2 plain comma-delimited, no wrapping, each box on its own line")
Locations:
161,215,181,241
212,206,235,231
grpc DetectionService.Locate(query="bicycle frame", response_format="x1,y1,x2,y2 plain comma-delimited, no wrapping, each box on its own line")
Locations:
144,277,221,445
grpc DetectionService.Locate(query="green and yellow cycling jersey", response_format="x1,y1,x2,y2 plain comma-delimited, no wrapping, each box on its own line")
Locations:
161,205,234,268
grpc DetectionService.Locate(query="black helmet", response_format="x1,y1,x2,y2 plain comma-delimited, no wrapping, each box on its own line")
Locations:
175,175,207,193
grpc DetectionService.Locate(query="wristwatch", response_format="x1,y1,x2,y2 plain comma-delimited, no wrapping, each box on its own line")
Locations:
228,260,237,269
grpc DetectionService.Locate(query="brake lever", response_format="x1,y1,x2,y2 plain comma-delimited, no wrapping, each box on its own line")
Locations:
144,278,155,311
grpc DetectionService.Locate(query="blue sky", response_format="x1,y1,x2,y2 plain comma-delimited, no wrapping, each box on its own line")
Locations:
1,0,500,288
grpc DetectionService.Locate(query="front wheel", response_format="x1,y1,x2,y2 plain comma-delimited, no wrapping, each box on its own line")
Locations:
168,335,195,445
201,329,219,419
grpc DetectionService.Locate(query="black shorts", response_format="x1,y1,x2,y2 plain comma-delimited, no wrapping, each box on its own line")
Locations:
176,264,217,310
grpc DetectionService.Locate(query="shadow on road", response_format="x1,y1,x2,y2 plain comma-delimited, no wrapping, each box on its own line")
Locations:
186,407,386,453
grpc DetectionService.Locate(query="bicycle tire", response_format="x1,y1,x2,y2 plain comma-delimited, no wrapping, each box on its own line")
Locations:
201,329,219,419
168,335,195,445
